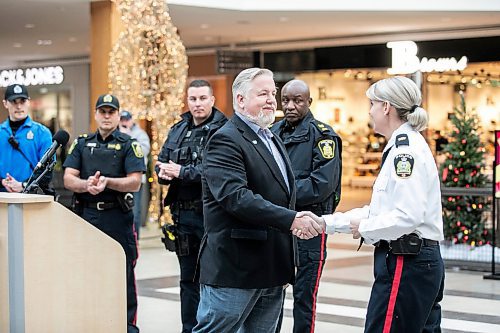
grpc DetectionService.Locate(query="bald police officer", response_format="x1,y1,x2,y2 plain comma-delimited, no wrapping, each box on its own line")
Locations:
63,94,146,333
272,79,342,333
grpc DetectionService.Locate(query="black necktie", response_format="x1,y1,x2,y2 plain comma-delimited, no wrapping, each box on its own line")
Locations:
357,146,393,251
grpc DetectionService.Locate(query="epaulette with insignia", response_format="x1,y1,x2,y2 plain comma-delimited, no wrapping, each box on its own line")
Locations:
116,131,131,142
395,134,409,148
313,120,332,134
78,133,95,141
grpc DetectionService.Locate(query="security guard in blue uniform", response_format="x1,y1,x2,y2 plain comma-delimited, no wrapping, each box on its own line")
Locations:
1,84,53,193
63,94,145,333
324,77,445,332
156,80,227,333
271,79,342,333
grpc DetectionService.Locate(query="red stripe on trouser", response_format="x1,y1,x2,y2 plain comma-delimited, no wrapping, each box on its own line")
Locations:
309,232,326,333
382,255,404,333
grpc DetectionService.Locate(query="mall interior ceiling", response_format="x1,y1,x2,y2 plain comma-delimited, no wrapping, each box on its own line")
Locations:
1,1,500,70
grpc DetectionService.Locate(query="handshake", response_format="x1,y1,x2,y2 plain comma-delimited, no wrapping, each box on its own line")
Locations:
289,211,363,240
290,211,326,240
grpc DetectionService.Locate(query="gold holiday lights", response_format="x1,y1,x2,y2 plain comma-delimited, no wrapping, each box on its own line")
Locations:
109,0,188,225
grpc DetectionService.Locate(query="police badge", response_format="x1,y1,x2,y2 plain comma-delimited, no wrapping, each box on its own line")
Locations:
318,139,335,159
394,153,414,178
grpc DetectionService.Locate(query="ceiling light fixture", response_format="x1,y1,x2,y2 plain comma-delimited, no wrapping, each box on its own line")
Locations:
37,40,52,46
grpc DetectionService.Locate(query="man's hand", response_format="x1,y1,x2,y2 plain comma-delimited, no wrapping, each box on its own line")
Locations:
86,171,107,195
350,218,361,239
87,171,100,187
297,211,326,231
2,173,23,193
156,161,172,180
290,212,324,240
157,160,181,180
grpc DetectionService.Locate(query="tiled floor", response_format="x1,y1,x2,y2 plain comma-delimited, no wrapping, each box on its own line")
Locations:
134,187,500,333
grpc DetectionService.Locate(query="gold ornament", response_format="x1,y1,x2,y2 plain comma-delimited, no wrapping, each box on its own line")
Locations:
109,0,188,226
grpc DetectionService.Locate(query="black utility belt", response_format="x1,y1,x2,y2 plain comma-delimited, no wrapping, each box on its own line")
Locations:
172,200,202,211
83,201,120,211
376,233,439,255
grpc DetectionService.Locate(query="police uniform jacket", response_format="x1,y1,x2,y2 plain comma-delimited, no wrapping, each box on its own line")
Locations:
63,128,146,203
198,114,296,289
271,111,342,215
0,116,52,189
156,107,227,206
326,122,444,243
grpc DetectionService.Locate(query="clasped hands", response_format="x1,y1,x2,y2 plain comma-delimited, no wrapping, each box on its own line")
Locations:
290,211,326,240
1,173,23,193
86,171,108,195
156,160,181,181
290,211,363,240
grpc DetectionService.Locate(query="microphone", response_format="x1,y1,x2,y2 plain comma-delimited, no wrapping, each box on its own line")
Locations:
35,130,70,171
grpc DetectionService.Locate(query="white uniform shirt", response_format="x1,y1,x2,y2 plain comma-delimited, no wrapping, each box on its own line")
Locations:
325,122,444,244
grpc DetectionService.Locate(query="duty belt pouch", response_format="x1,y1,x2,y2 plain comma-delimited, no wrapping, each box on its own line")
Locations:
390,233,422,255
117,193,134,213
71,195,83,216
161,224,177,252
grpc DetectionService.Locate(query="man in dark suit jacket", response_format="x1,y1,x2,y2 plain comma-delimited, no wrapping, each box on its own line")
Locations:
193,68,324,333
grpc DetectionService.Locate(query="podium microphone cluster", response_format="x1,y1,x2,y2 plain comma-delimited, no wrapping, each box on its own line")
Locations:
35,130,70,171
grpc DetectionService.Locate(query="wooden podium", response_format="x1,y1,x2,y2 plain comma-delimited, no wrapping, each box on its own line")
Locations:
0,193,126,333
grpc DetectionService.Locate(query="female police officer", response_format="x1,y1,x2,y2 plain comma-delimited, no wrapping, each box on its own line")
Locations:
318,76,445,332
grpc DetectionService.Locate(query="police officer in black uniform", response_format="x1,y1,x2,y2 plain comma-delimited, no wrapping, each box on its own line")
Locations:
156,80,227,333
271,79,342,333
63,94,145,333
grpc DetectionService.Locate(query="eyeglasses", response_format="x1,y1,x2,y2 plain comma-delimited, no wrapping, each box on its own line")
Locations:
96,108,118,116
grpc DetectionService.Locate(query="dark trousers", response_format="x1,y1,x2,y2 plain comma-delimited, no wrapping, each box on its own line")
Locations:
82,207,139,333
276,233,328,333
175,209,204,333
365,242,445,333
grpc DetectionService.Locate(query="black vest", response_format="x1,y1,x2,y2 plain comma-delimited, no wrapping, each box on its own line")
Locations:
78,132,129,202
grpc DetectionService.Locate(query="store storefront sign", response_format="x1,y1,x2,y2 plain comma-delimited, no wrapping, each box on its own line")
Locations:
387,41,467,75
0,66,64,87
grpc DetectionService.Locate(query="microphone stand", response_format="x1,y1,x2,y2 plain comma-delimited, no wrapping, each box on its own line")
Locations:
22,160,57,195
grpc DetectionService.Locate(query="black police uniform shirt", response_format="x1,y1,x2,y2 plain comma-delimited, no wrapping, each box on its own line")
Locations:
271,111,342,215
156,108,227,206
63,129,146,202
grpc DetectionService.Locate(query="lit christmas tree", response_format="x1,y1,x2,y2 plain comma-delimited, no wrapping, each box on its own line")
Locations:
440,93,490,247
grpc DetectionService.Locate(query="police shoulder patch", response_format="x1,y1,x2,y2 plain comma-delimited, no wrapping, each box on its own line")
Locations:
68,139,78,155
131,141,144,158
394,153,414,178
318,139,335,159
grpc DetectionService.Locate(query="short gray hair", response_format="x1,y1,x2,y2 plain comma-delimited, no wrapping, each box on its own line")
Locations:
232,68,274,111
366,76,428,131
